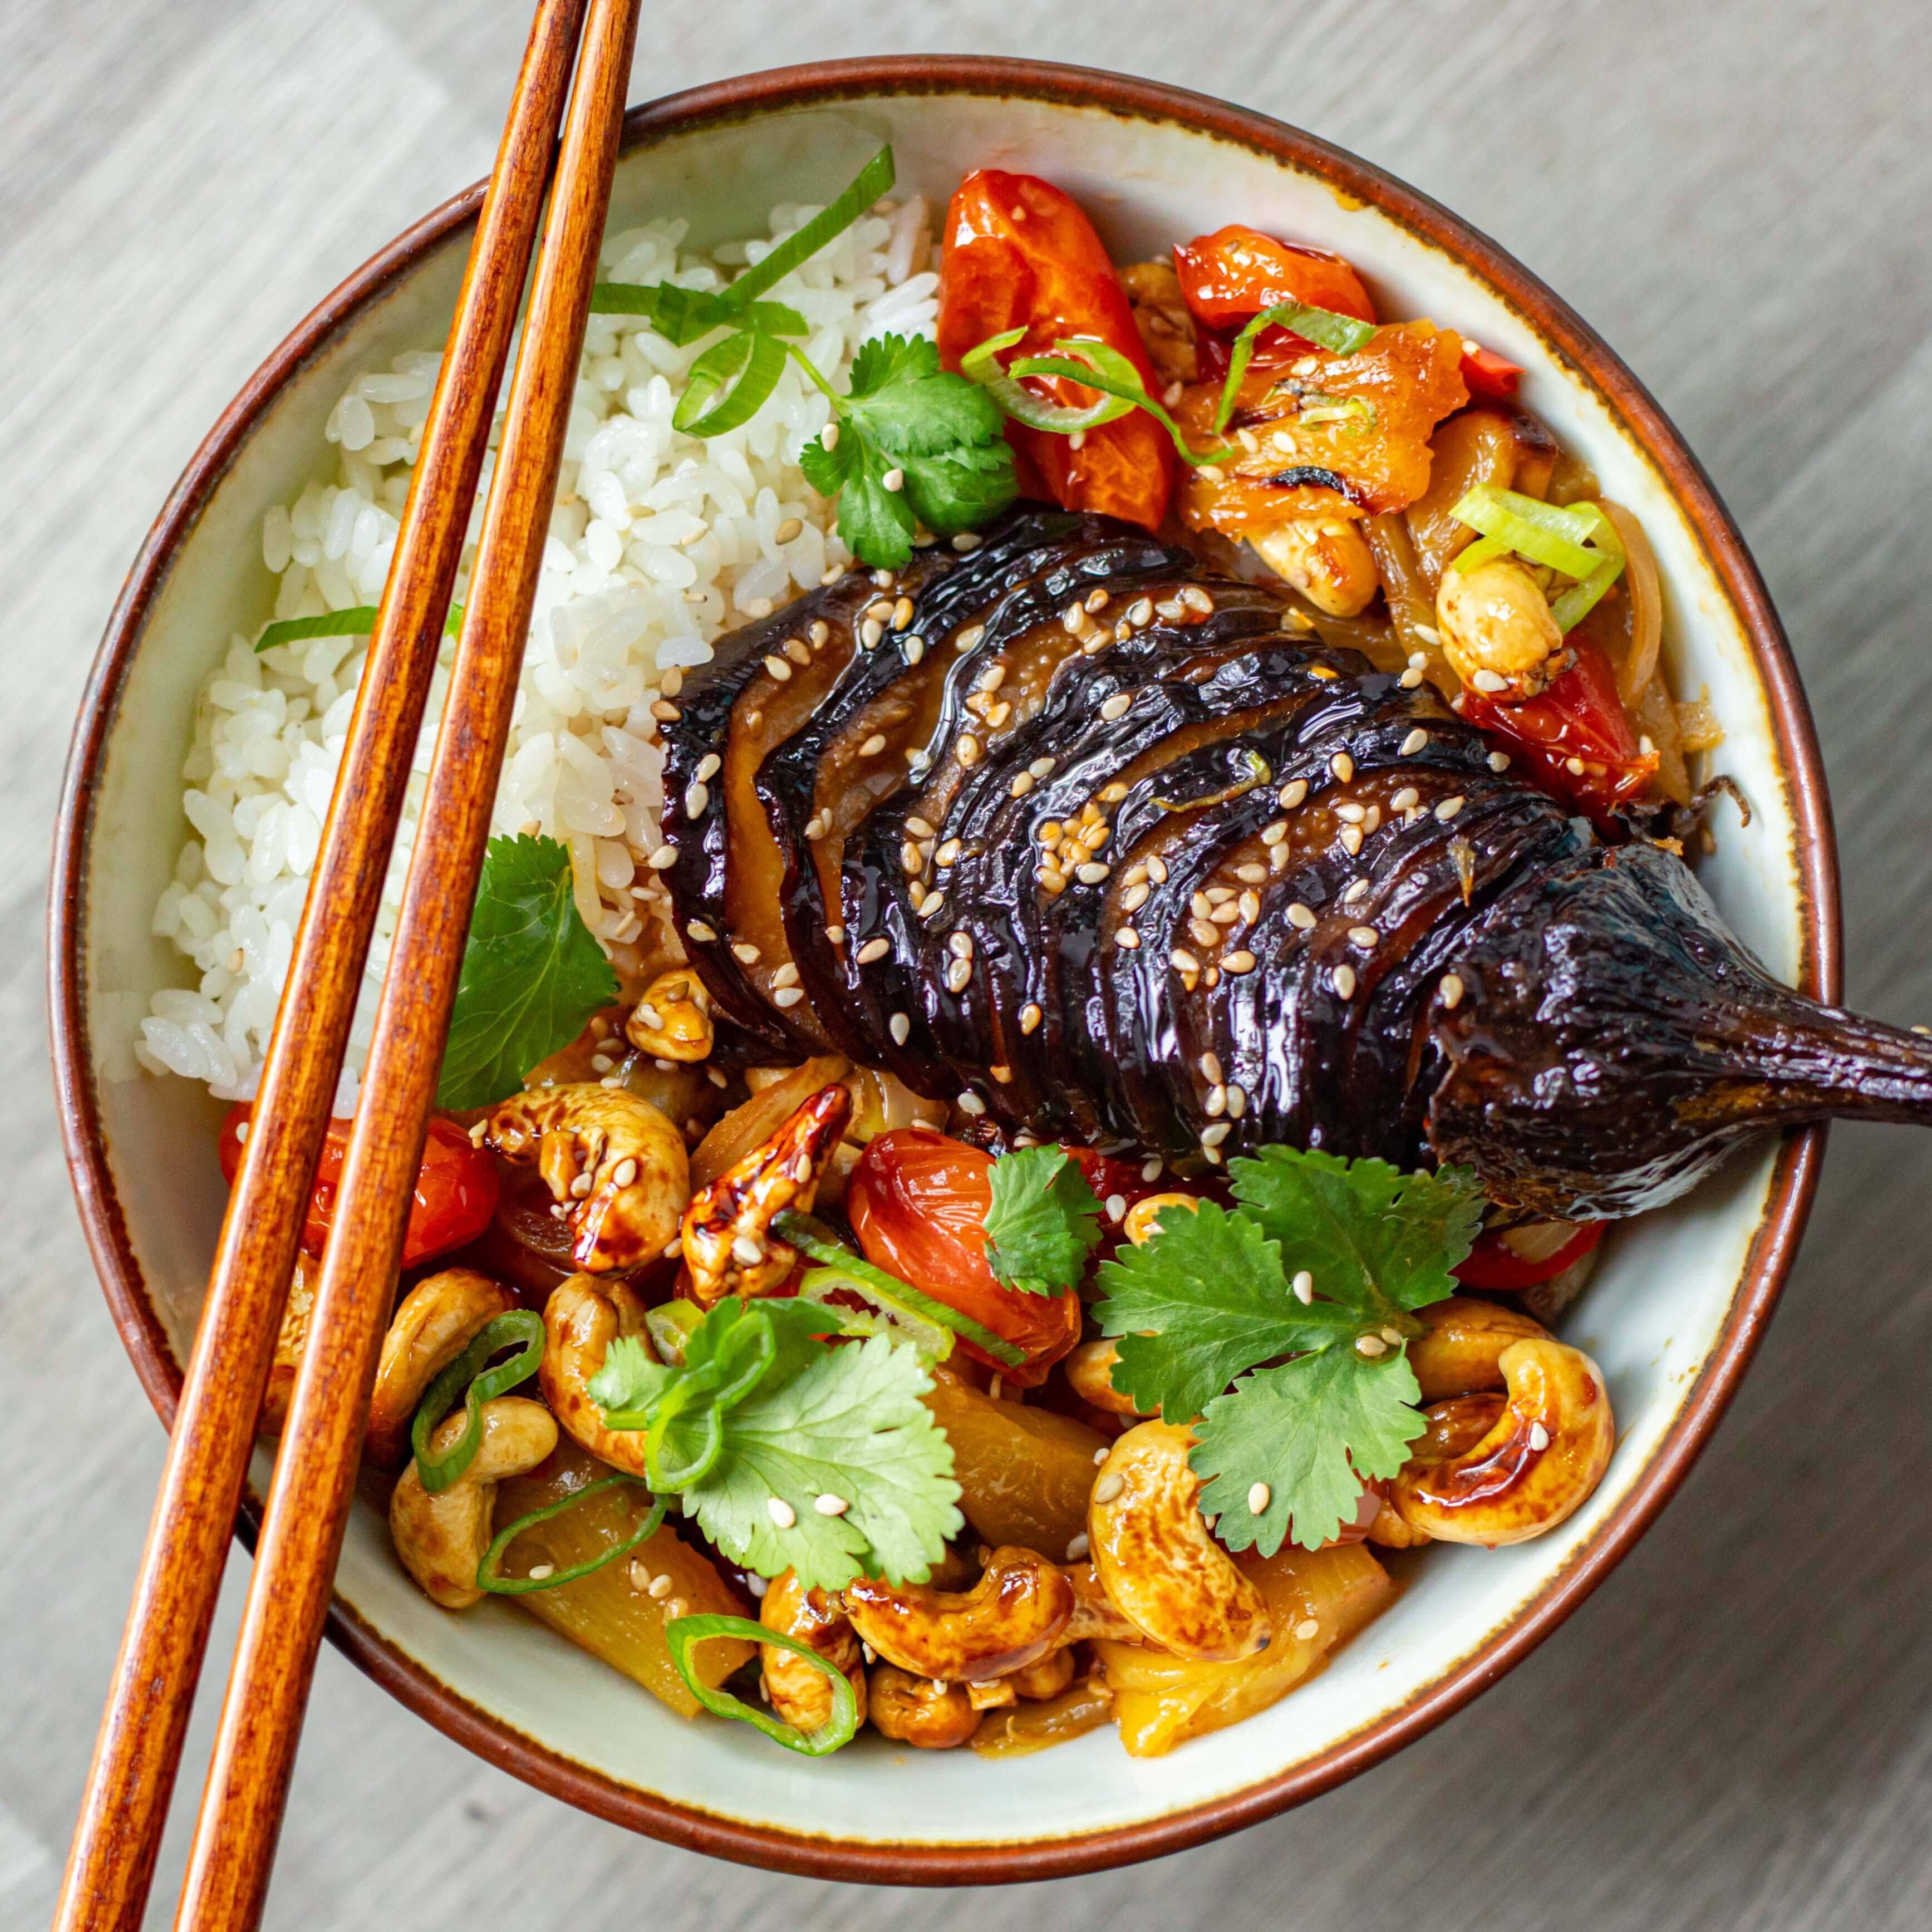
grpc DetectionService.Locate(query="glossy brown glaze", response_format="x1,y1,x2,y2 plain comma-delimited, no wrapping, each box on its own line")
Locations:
49,57,1837,1887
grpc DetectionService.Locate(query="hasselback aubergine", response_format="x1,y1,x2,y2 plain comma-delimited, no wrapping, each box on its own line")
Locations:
658,506,1926,1219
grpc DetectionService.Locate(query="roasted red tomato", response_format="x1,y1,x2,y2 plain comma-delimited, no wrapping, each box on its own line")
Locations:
845,1128,1083,1386
219,1105,499,1269
1459,635,1659,820
1458,341,1525,402
1454,1219,1604,1291
937,169,1176,533
1173,223,1376,368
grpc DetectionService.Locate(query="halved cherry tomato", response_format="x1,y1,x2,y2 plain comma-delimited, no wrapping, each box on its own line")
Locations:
845,1128,1083,1386
937,170,1175,533
1454,1219,1604,1291
1173,224,1376,370
1458,635,1658,821
1458,341,1524,402
219,1104,499,1269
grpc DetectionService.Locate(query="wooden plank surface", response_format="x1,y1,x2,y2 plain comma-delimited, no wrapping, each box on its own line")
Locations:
4,2,1930,1924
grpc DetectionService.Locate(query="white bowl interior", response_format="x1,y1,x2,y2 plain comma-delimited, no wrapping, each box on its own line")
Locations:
77,89,1799,1849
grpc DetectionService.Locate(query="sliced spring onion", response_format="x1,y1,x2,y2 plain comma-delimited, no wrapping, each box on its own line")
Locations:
960,327,1135,435
588,282,808,344
255,602,464,657
476,1474,666,1595
665,1613,860,1756
645,1296,701,1367
1006,340,1231,469
672,328,791,436
1547,506,1626,631
1213,301,1377,431
711,146,896,322
775,1213,1029,1369
410,1310,545,1495
797,1265,956,1363
1448,484,1606,581
1156,745,1272,813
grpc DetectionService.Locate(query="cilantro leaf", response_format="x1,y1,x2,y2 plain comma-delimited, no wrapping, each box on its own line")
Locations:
802,426,917,569
1230,1147,1483,1328
684,1333,961,1589
844,335,1007,457
981,1146,1102,1296
435,835,619,1110
1193,1348,1427,1555
899,441,1019,540
587,1334,674,1417
1094,1200,1330,1419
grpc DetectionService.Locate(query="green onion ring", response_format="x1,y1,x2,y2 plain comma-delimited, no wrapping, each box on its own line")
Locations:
1447,483,1607,581
1213,301,1377,432
672,328,790,437
665,1613,860,1756
1548,508,1627,632
776,1214,1028,1368
961,327,1135,434
1007,341,1231,468
712,145,895,321
410,1310,545,1496
797,1266,956,1363
476,1475,666,1595
255,602,464,656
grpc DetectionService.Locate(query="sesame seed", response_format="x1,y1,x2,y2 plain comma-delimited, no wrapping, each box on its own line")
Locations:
647,844,679,871
1331,964,1358,999
1349,925,1379,947
1146,855,1168,883
1063,601,1088,633
1181,586,1214,614
683,781,710,818
1169,947,1201,973
733,1232,765,1266
1380,1326,1404,1346
1010,771,1035,798
1337,802,1368,825
1074,860,1110,886
819,423,841,453
1435,795,1466,821
956,623,986,650
1331,751,1355,781
1122,881,1151,911
1287,902,1316,930
1198,1051,1223,1083
892,596,915,630
859,733,888,757
687,920,716,943
1237,863,1269,885
1341,878,1369,904
1238,889,1261,923
1565,755,1586,775
859,617,884,650
1115,926,1141,948
1356,1334,1387,1358
1399,667,1424,688
527,1562,555,1581
901,841,924,876
1226,1084,1247,1118
1223,950,1257,975
1248,1482,1271,1515
1528,1422,1551,1452
1128,597,1154,626
767,1497,798,1529
882,468,906,492
1020,1002,1043,1035
856,937,891,964
991,1064,1012,1084
947,930,973,958
904,635,926,663
1292,1270,1314,1304
825,925,845,944
761,653,793,684
952,530,983,552
1204,1083,1227,1117
957,733,981,766
945,957,972,993
957,1092,987,1116
1093,1471,1125,1503
1308,665,1339,681
1389,787,1419,814
650,698,682,722
1400,728,1429,756
647,1572,675,1599
1339,824,1364,856
771,961,800,988
935,837,960,865
1439,972,1466,1010
783,636,811,666
1201,1122,1232,1147
1294,1617,1321,1641
1472,668,1508,694
1142,1157,1164,1182
1155,597,1184,621
1065,1532,1092,1562
1105,1192,1127,1223
815,1492,851,1516
804,812,828,840
1280,779,1309,809
886,1012,911,1048
1085,588,1110,613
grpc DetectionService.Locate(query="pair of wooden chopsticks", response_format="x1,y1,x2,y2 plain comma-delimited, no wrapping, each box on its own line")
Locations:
54,2,641,1925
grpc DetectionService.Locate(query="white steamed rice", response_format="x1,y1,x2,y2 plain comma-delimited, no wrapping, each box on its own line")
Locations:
137,194,937,1114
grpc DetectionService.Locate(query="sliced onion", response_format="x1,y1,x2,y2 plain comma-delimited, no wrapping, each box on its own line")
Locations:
1596,500,1661,705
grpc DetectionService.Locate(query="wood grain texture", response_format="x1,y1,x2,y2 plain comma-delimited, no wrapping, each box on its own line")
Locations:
47,4,589,1927
8,2,1932,1927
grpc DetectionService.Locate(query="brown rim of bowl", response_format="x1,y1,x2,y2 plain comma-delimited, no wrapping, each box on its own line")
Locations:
48,55,1838,1885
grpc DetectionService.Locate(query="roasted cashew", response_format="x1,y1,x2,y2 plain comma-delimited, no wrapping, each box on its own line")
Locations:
680,1083,852,1306
389,1396,557,1610
1008,1646,1076,1701
1364,1480,1432,1549
1064,1338,1149,1418
1120,259,1199,386
1436,555,1566,698
1409,1295,1551,1404
760,1568,866,1734
625,967,714,1064
842,1546,1076,1683
538,1274,656,1476
1063,1560,1147,1644
1391,1339,1613,1546
483,1084,689,1273
867,1665,981,1748
1123,1191,1202,1247
258,1249,318,1436
1250,509,1379,618
365,1268,518,1469
1089,1419,1271,1661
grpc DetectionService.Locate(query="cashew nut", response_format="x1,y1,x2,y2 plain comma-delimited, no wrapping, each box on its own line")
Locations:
1436,555,1566,698
258,1249,318,1437
1390,1338,1613,1546
680,1083,852,1306
1123,1191,1202,1247
1064,1338,1149,1418
1409,1295,1551,1403
389,1396,558,1609
625,967,714,1064
1063,1559,1147,1644
867,1665,981,1748
483,1084,689,1273
1119,259,1199,386
538,1274,657,1477
760,1568,866,1734
1089,1419,1271,1661
842,1546,1076,1682
365,1268,519,1469
1250,510,1379,618
1007,1646,1076,1702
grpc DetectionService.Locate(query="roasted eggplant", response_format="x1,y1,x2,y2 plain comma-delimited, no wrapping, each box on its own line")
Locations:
660,506,1929,1218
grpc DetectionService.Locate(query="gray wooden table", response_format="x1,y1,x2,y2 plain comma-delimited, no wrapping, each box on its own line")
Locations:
6,2,1930,1924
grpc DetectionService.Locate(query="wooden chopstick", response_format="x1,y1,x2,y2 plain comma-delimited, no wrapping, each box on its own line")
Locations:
51,4,613,1928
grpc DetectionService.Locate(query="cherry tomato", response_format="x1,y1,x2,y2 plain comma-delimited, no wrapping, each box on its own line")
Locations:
219,1104,499,1269
1458,341,1524,402
1454,1219,1604,1291
1458,635,1658,821
937,170,1176,533
1173,224,1376,368
845,1128,1083,1386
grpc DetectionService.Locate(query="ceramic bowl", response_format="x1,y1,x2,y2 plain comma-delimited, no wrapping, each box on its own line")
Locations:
50,56,1836,1882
